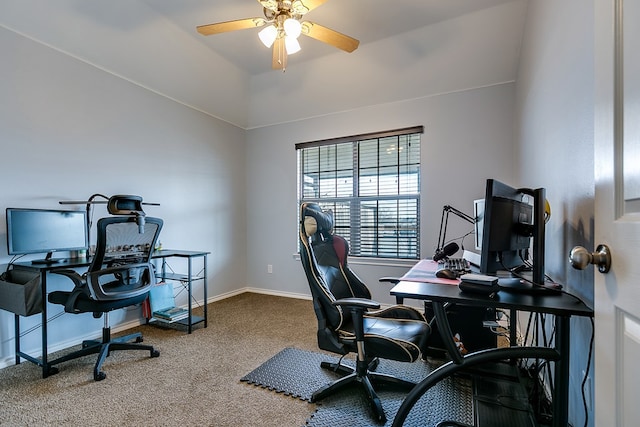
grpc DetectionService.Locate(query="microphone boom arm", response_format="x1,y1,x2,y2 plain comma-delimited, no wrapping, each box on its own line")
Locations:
436,205,476,252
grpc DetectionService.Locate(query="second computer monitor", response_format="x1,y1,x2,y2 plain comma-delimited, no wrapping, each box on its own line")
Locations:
477,179,546,285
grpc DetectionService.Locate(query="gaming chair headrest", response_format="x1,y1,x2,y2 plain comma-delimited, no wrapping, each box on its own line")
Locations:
301,203,333,239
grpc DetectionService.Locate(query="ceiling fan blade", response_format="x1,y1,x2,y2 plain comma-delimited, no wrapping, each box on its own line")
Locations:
272,38,287,70
291,0,329,15
197,18,265,36
301,21,359,53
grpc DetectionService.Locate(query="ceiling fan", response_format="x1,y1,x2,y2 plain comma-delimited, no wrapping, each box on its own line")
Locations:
197,0,360,70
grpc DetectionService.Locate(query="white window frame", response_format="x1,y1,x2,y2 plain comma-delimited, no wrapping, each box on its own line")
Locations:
296,126,423,260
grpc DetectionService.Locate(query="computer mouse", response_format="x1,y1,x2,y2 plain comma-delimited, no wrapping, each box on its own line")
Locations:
435,269,457,280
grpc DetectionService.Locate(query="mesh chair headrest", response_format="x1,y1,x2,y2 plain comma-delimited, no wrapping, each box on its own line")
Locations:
301,203,333,238
108,195,145,216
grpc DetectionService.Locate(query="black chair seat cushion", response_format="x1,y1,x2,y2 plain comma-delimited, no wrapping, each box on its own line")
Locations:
48,290,148,313
338,315,429,363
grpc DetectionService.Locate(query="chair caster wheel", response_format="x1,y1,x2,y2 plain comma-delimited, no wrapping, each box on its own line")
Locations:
95,371,106,381
135,336,144,343
151,350,160,358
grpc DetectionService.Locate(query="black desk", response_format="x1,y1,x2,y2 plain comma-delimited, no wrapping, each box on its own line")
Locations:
389,271,593,427
11,249,208,378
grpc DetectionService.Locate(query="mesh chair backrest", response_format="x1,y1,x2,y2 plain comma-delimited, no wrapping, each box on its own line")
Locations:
87,216,162,300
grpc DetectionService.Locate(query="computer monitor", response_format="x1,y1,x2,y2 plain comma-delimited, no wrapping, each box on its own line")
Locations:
478,179,546,286
6,208,89,264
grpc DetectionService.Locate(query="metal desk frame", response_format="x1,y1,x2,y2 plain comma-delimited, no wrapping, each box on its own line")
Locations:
389,277,593,427
11,249,208,378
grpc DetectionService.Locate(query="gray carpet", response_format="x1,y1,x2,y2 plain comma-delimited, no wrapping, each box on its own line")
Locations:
1,294,475,426
0,293,321,426
241,347,474,426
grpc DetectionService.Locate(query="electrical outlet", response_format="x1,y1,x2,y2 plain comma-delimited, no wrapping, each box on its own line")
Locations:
267,264,273,274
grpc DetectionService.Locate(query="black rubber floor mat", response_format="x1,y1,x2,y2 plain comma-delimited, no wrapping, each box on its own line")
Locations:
241,347,474,426
473,375,537,427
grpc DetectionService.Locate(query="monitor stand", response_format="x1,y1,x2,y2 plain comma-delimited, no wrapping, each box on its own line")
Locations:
31,252,65,265
496,271,563,295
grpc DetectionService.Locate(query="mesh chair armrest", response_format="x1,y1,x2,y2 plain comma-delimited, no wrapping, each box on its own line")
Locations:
50,270,90,313
87,262,153,301
52,269,85,286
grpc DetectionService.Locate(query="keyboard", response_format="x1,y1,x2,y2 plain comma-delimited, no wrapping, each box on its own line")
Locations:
437,257,471,276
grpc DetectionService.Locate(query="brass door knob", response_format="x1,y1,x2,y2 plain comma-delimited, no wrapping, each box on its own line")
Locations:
569,244,612,273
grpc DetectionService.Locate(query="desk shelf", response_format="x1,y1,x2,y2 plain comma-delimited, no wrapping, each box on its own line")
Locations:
156,272,205,282
150,313,205,327
147,250,209,334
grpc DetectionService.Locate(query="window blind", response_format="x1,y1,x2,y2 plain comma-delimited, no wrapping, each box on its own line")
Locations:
297,126,423,259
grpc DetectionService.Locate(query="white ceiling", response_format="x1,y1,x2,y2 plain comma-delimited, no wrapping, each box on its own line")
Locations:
1,0,526,129
145,0,518,75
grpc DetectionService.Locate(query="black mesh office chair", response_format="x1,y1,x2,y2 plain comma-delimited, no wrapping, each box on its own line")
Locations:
299,202,431,423
48,196,162,381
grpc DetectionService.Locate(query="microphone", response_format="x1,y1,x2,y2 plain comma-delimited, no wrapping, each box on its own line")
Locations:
433,242,459,262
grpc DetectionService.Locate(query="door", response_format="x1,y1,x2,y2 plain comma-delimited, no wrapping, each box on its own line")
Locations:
595,1,640,425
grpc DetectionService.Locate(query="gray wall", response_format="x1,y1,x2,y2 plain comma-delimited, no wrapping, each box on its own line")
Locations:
0,27,248,364
514,1,595,425
246,83,516,305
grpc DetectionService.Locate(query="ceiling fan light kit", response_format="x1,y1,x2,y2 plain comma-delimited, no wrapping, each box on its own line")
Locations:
197,0,359,71
285,35,301,54
284,17,302,38
258,25,278,47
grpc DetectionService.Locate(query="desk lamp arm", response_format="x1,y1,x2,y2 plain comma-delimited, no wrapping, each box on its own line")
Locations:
60,194,161,244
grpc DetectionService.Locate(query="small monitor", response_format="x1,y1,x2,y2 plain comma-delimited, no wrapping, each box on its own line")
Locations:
6,208,88,264
473,198,485,251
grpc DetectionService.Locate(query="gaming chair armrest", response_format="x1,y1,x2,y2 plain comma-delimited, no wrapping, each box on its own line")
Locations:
333,297,381,311
333,298,379,342
378,277,400,284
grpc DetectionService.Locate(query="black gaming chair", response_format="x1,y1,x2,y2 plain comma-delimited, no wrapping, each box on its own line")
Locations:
48,196,162,381
299,202,431,423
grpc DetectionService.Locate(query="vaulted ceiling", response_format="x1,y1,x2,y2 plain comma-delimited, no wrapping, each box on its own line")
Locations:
1,0,527,129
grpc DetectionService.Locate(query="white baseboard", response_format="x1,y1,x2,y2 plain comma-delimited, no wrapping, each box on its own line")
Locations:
239,287,312,301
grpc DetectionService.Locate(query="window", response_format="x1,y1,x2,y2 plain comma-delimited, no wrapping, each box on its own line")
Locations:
296,126,423,259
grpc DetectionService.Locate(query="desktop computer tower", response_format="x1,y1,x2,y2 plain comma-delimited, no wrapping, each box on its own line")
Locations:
423,302,497,358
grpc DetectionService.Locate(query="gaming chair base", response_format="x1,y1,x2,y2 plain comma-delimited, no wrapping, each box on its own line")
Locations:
311,359,416,423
